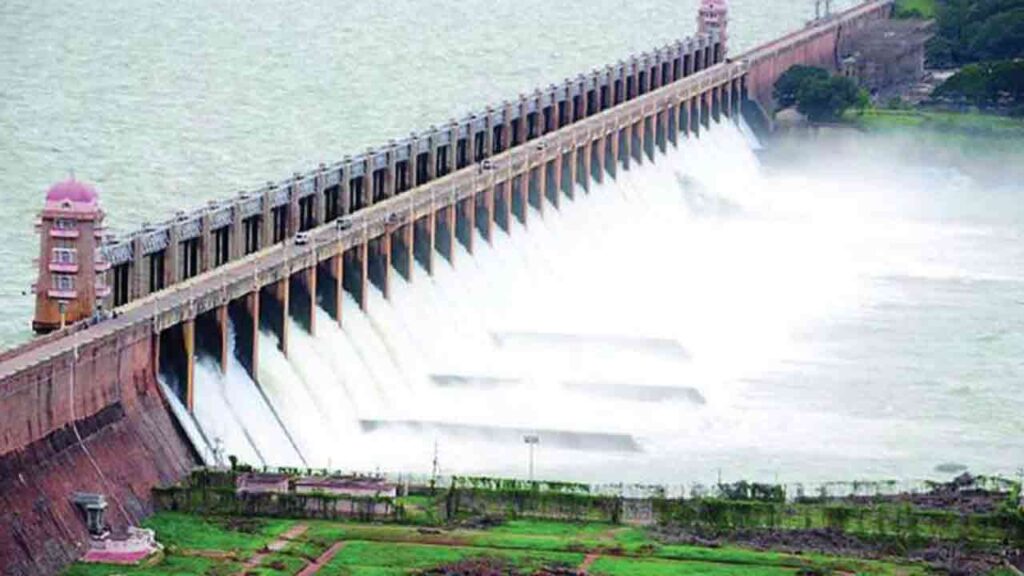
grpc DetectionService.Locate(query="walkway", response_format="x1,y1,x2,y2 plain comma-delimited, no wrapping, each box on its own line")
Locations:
296,542,347,576
236,523,308,575
578,553,600,574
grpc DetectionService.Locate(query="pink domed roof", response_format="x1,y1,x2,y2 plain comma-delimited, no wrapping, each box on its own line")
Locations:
46,179,98,205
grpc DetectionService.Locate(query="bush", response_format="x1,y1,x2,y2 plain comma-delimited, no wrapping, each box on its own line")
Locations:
895,6,925,18
774,66,867,121
933,60,1024,106
796,76,865,122
773,66,830,108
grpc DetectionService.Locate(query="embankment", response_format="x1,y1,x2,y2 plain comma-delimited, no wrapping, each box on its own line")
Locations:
0,323,195,576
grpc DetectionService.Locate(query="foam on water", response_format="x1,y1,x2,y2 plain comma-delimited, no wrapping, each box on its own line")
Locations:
179,118,1024,484
184,120,770,473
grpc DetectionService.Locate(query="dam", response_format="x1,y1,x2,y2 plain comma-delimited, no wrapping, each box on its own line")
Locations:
0,1,917,573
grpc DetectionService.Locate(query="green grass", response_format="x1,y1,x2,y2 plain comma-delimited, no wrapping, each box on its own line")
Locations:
591,556,797,576
64,513,930,576
852,108,1024,138
63,555,237,576
894,0,936,18
487,519,616,537
62,513,297,576
320,541,583,574
144,512,296,553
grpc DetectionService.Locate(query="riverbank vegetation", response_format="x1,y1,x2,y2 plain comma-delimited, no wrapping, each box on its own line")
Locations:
65,513,935,576
772,66,868,121
65,472,1023,575
779,1,1023,124
922,0,1024,112
895,0,937,19
925,0,1024,67
933,60,1024,112
850,106,1024,135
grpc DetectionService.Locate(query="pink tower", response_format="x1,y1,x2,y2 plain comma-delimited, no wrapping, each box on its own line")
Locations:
32,179,109,333
698,0,729,56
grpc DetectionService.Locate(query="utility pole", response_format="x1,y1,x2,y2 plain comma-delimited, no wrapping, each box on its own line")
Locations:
524,435,540,481
430,439,440,491
1017,467,1024,510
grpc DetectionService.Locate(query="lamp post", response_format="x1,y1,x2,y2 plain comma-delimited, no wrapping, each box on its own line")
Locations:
523,434,540,481
1017,467,1024,510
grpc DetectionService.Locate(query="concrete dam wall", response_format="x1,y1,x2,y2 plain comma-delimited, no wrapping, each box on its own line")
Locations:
0,322,195,576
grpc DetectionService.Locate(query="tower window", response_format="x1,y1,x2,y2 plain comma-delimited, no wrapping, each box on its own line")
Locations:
52,274,75,292
54,218,76,230
52,247,77,264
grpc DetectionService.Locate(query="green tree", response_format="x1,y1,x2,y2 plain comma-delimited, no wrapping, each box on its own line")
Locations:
928,0,1024,66
933,60,1024,105
934,63,995,103
773,65,830,108
967,8,1024,60
795,76,863,122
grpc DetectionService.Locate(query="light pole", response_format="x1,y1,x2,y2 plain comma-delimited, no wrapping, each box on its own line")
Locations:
523,434,540,481
1017,467,1024,510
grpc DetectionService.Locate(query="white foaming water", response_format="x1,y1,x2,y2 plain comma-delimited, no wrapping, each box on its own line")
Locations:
185,119,1024,484
188,120,781,475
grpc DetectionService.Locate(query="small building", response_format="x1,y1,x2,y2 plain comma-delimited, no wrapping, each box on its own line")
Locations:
72,492,108,537
839,19,936,101
294,476,397,498
236,473,290,495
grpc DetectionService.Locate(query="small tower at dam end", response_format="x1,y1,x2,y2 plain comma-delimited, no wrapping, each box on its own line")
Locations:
698,0,729,57
32,179,109,333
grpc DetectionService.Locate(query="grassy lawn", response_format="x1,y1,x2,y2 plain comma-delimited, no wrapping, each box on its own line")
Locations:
319,541,583,575
144,513,297,553
63,513,931,576
894,0,936,18
852,108,1024,137
590,556,795,576
64,556,228,576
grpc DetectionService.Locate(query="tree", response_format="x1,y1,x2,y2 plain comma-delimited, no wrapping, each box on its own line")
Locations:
966,8,1024,61
933,60,1024,106
773,65,830,108
927,0,1024,66
795,76,863,122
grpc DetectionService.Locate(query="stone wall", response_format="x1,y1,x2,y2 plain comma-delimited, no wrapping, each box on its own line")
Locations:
741,0,894,113
0,325,194,576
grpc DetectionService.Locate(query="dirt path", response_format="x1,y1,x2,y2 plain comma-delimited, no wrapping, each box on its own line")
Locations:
236,523,309,575
296,542,347,576
578,553,600,574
